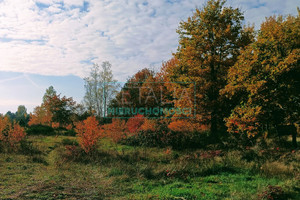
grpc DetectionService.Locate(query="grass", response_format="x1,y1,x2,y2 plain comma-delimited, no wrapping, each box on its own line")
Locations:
0,135,299,199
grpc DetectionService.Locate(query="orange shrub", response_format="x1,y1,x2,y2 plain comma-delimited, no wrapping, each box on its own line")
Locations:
51,122,60,129
66,124,73,130
140,118,158,132
126,114,145,133
168,120,209,133
0,117,26,149
104,118,127,143
75,116,102,153
0,116,10,141
8,124,26,147
168,120,194,132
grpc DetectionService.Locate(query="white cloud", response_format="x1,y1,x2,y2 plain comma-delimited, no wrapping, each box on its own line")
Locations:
0,0,298,81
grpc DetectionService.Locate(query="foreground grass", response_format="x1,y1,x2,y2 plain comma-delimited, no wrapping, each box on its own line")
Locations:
0,135,299,199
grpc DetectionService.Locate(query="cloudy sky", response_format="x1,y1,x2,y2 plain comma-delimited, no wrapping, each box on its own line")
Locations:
0,0,299,114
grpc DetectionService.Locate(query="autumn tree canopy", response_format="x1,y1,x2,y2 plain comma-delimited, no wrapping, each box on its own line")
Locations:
166,0,254,139
222,12,300,143
29,86,78,128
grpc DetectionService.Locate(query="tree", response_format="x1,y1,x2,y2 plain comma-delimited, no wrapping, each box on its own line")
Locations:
15,105,29,126
29,86,77,128
28,105,52,126
83,62,119,118
43,86,57,103
109,68,155,117
43,93,77,128
169,0,253,139
5,111,16,121
222,12,300,147
84,64,102,116
100,61,119,117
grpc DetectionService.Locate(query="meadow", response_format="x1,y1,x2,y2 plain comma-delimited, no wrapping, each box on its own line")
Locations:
0,134,299,200
1,1,299,199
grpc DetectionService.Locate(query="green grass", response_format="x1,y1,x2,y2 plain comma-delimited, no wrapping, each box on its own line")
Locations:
0,135,299,199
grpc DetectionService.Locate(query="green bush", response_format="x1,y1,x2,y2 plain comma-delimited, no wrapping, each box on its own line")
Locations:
26,124,55,136
64,129,77,136
124,130,211,150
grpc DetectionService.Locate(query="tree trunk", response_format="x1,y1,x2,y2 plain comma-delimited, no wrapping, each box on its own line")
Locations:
209,47,219,141
210,111,218,140
292,130,298,148
277,124,298,148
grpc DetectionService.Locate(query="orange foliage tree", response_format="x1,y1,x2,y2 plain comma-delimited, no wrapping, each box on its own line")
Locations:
29,86,78,129
168,0,254,138
75,116,102,153
43,94,77,128
28,105,52,126
225,106,262,138
222,13,300,142
109,68,155,118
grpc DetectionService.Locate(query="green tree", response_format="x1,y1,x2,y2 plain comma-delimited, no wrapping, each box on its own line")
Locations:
43,94,77,128
15,105,29,126
43,86,57,103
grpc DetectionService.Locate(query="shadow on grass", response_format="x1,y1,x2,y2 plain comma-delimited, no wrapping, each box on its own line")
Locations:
19,140,42,155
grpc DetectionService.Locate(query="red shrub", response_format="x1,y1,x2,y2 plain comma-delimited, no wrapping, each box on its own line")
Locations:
104,118,127,143
0,117,26,149
8,124,26,147
75,116,102,153
126,114,145,133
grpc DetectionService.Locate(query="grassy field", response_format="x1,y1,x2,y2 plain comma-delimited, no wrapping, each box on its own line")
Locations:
0,135,299,199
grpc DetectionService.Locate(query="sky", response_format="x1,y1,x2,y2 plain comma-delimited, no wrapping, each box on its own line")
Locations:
0,0,299,114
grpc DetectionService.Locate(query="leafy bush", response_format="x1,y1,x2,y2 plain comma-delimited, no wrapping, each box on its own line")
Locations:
63,129,77,136
103,118,127,143
26,124,55,136
126,114,144,133
124,129,211,150
0,117,27,151
75,116,103,153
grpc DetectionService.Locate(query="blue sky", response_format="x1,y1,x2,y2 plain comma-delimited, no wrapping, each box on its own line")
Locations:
0,71,84,113
0,0,299,114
